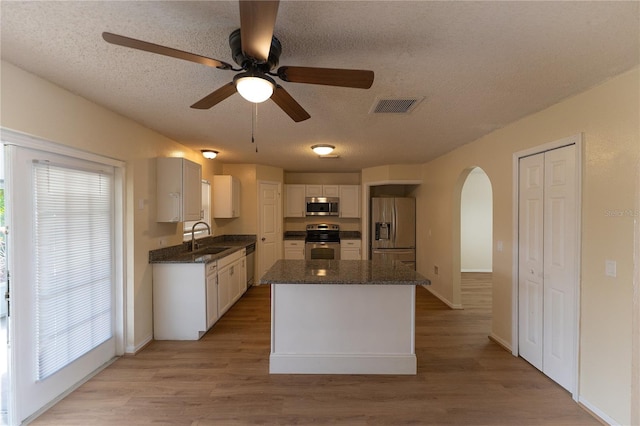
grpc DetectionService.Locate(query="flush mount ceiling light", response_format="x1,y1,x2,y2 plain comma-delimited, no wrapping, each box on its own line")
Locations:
233,70,275,103
201,149,218,159
311,144,335,156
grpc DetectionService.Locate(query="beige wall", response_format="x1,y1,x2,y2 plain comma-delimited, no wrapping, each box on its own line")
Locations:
415,68,639,424
216,164,284,236
285,172,360,185
361,164,422,183
0,61,222,352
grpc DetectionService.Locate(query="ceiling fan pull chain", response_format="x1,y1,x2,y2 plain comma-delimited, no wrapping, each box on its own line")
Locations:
252,102,258,152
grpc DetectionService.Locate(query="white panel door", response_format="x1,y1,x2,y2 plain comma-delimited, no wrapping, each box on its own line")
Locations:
258,182,282,280
518,144,577,393
542,145,577,391
518,153,545,370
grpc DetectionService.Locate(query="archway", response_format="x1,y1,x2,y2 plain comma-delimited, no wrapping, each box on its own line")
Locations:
452,167,493,312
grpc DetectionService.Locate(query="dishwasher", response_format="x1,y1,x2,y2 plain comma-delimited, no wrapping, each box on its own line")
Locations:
246,242,255,287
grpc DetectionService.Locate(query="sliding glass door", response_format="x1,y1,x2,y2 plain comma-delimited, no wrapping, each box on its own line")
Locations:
6,143,120,423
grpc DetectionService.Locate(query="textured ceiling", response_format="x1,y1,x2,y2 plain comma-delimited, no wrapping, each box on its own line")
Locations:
1,1,638,172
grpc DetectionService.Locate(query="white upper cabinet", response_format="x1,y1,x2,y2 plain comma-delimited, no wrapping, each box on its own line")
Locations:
284,184,306,217
156,157,202,222
213,175,240,218
339,185,361,218
306,184,339,197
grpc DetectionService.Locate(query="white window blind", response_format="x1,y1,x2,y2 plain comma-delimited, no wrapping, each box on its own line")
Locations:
33,161,114,380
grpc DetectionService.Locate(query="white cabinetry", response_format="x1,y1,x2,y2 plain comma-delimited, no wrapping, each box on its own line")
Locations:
341,239,362,260
339,185,361,218
153,249,247,341
213,175,240,218
205,262,218,329
284,240,305,259
285,183,359,218
156,157,202,222
217,249,247,317
284,184,306,217
153,262,217,340
306,184,339,197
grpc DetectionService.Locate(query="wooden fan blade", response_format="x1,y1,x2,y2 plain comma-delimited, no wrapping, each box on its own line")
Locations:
239,0,279,62
270,85,310,122
277,66,374,89
102,32,233,70
190,83,237,109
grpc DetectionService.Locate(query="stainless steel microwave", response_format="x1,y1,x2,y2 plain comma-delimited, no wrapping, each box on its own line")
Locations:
305,197,339,216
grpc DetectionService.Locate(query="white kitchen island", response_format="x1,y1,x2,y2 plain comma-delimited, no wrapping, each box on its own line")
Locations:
259,260,430,375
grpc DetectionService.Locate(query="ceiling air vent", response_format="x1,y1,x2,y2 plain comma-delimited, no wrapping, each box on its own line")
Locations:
370,97,424,114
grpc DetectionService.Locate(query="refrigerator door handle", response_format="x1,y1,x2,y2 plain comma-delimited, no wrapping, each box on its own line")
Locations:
392,202,397,244
373,249,415,254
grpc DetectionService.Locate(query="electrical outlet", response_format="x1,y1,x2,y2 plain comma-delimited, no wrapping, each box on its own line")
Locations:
434,265,439,275
605,260,617,277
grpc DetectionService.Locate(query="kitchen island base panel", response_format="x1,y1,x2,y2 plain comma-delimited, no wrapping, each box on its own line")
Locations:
270,283,416,375
270,354,416,375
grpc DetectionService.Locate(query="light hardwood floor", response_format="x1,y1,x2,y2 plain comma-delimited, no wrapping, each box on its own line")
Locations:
33,273,598,425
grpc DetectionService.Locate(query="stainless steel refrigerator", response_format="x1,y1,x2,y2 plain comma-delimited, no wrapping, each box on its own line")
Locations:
370,197,416,270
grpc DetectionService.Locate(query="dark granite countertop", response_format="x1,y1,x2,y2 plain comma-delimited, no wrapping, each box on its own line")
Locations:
340,231,361,239
260,260,430,286
283,231,306,240
149,235,256,264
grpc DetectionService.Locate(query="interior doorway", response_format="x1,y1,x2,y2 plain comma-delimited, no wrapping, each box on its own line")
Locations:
460,168,493,312
452,167,493,312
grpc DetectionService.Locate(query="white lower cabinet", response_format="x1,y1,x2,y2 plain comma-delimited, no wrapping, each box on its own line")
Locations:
205,262,218,329
284,240,305,259
153,249,247,340
153,262,216,340
216,249,247,317
341,239,362,260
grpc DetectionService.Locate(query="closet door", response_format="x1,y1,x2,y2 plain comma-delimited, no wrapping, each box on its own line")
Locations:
542,145,577,391
518,153,545,370
518,144,577,392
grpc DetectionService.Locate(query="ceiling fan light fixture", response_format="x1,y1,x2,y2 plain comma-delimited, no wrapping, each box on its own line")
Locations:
201,149,218,159
234,71,275,103
311,144,335,156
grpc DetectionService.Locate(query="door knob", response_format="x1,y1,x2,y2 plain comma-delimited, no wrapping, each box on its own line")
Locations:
261,237,266,241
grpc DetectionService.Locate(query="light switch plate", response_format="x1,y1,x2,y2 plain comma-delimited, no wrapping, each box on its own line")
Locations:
605,260,617,277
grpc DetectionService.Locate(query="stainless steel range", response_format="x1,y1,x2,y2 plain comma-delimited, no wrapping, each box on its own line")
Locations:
305,223,340,260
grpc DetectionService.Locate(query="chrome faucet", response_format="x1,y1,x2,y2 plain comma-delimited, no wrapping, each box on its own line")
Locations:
191,221,211,251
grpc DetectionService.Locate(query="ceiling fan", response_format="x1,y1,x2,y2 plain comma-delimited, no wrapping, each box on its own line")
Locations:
102,0,374,122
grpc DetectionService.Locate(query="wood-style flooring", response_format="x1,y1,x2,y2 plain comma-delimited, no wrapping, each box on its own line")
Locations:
33,273,598,425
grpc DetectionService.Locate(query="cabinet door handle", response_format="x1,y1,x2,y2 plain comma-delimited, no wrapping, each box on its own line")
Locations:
262,237,266,242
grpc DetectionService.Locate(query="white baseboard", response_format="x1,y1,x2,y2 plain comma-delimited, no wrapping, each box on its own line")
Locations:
461,268,493,273
578,396,619,425
125,333,153,354
488,333,512,352
423,285,463,309
269,353,416,375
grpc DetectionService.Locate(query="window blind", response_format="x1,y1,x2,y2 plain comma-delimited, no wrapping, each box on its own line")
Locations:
33,161,114,380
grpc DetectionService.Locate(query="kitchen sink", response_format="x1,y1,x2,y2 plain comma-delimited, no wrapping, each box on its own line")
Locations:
197,246,231,255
